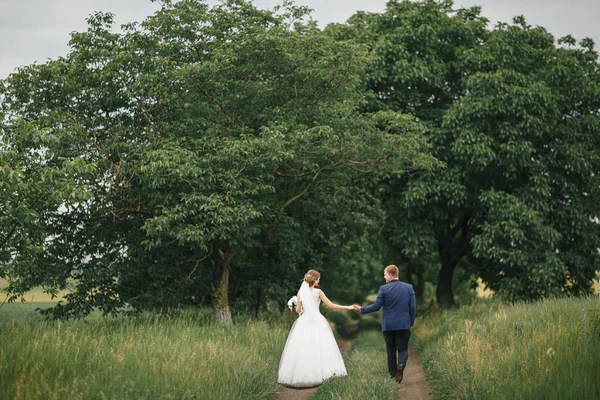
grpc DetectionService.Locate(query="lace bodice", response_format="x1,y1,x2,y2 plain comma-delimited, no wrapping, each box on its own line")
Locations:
310,289,322,305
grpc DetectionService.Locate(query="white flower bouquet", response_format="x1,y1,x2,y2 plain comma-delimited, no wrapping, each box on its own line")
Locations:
287,295,303,314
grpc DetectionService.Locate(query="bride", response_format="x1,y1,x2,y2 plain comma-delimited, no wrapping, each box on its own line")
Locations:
278,269,353,387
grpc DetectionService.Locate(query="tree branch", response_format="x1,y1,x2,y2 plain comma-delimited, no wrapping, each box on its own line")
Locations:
0,223,18,251
283,169,321,208
267,169,322,229
186,256,208,281
273,169,314,177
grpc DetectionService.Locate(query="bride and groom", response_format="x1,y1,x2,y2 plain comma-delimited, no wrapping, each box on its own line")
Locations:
278,265,417,388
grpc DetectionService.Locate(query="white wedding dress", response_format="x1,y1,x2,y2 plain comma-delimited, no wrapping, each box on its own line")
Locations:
277,282,347,387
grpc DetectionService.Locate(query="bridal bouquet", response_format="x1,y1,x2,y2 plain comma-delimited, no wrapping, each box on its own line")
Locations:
287,296,297,311
287,296,303,314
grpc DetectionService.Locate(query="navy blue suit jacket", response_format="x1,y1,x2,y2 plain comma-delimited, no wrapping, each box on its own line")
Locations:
360,280,416,331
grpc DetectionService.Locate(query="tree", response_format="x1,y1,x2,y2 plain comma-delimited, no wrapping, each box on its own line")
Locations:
0,0,436,321
0,114,94,301
329,0,600,306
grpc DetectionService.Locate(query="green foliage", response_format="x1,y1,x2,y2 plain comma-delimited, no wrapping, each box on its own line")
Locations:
0,114,95,301
329,0,600,304
412,297,600,399
356,313,383,332
7,0,596,316
0,0,436,318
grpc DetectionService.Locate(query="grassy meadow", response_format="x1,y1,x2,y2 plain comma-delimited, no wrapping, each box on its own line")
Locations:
0,302,391,400
2,276,599,400
0,305,291,400
413,296,600,400
0,278,70,304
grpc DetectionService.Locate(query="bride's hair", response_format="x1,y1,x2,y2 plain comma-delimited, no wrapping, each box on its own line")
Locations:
304,269,321,287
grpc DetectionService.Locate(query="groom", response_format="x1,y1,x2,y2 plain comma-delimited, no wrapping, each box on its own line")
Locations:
353,265,416,383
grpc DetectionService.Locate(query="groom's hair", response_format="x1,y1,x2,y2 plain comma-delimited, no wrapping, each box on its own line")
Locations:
385,265,399,278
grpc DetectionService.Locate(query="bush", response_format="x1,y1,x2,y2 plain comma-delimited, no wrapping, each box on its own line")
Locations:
357,315,382,332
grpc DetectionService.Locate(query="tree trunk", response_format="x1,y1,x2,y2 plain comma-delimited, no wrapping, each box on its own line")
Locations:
436,238,460,308
211,248,233,325
406,261,425,301
415,263,425,302
405,262,415,285
436,257,457,308
436,214,471,308
255,288,264,319
266,298,280,314
406,260,425,301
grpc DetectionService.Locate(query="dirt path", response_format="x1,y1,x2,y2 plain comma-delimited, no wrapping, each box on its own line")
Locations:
399,345,433,400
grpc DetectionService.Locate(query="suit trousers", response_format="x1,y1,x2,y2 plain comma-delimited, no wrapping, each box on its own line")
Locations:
383,329,411,377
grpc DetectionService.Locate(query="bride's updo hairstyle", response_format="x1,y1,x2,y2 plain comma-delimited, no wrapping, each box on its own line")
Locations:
304,269,321,287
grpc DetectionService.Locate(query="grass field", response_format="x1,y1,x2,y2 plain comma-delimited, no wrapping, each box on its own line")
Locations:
412,296,600,400
0,278,70,304
0,306,395,400
2,277,599,399
0,295,395,400
0,306,293,400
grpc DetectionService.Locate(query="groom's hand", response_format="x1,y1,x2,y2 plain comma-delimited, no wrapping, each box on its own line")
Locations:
352,304,361,312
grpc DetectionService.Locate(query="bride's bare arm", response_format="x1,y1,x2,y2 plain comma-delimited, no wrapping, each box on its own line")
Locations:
318,290,352,311
296,291,302,314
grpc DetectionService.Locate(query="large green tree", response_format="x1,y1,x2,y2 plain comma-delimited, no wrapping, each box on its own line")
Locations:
1,0,436,321
329,0,600,306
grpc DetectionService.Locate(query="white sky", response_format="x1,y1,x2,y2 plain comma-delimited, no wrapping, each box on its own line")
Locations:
1,0,598,79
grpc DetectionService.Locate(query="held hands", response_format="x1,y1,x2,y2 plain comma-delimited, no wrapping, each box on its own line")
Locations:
351,304,361,312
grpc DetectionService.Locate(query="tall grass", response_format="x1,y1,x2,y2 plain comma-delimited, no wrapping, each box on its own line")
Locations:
0,307,290,400
412,296,600,400
312,315,398,400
